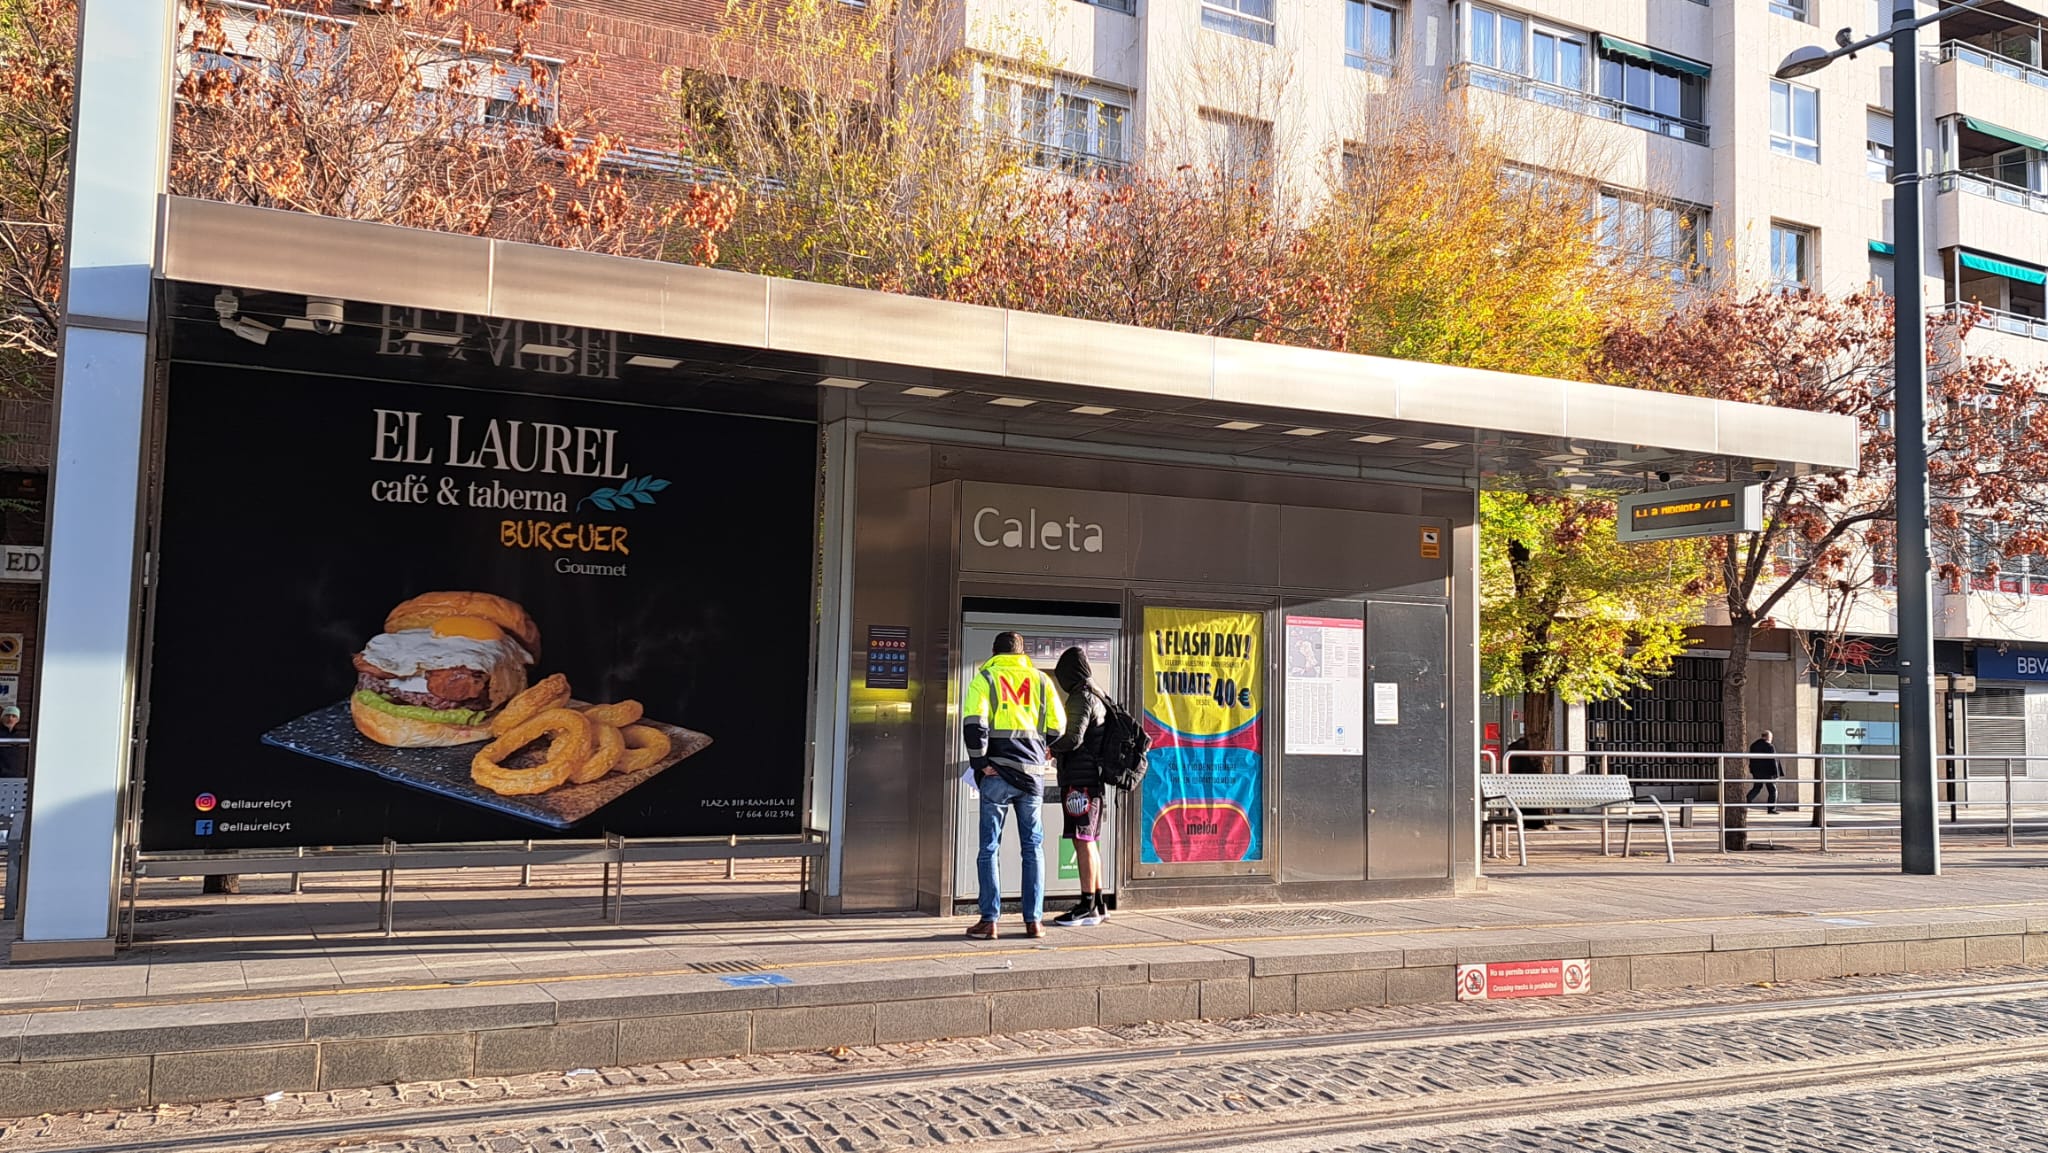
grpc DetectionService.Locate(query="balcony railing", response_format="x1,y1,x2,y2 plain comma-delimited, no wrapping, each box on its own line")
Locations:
1941,39,2048,90
1936,170,2048,216
1452,63,1708,145
1945,301,2048,344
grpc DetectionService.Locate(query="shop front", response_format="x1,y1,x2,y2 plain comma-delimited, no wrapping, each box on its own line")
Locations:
13,198,1862,951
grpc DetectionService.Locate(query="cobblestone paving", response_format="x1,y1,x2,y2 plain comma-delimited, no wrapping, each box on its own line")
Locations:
13,967,2048,1152
1330,1068,2048,1153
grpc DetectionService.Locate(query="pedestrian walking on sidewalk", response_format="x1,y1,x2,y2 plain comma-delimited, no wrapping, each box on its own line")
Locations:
962,632,1066,941
1049,646,1110,929
1746,730,1781,814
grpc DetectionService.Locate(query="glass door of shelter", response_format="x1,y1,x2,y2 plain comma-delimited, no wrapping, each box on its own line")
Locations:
1822,684,1900,805
954,609,1121,906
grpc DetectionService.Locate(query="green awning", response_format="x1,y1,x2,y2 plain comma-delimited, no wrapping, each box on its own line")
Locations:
1960,250,2048,285
1870,240,1895,255
1596,34,1711,78
1962,116,2048,155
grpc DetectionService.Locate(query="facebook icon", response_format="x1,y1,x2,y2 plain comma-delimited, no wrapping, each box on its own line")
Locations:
194,819,214,836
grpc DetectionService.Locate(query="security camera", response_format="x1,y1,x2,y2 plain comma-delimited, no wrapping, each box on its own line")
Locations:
213,288,273,346
1657,470,1672,484
284,296,345,335
306,296,343,335
1755,461,1776,480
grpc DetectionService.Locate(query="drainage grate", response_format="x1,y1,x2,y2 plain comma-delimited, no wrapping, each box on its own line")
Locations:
687,959,769,974
1169,908,1385,931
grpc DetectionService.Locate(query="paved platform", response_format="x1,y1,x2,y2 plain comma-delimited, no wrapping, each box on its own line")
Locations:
9,836,2048,1116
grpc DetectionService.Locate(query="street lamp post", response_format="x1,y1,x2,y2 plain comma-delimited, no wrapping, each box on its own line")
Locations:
1777,0,1993,877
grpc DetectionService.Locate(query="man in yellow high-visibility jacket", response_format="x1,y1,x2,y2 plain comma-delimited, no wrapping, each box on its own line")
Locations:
962,631,1066,939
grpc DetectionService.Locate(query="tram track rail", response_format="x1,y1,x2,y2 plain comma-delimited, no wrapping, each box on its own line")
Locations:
38,973,2048,1153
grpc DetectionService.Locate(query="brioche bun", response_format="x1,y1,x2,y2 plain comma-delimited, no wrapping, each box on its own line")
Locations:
350,694,494,748
383,591,541,659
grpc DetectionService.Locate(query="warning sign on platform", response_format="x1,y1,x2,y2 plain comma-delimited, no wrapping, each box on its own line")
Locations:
1455,959,1592,1001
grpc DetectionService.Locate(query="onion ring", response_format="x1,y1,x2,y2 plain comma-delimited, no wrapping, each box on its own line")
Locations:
571,722,625,784
581,699,643,727
617,724,671,774
472,707,592,796
491,673,571,736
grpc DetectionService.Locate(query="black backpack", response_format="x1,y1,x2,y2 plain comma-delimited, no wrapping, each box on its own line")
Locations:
1092,689,1151,792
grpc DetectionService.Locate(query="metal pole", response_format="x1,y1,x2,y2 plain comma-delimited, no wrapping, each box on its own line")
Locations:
1892,5,1940,876
19,0,181,951
1716,753,1728,855
2007,757,2017,848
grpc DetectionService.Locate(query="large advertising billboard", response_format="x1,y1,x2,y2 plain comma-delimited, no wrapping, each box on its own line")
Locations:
140,364,817,850
1139,606,1264,864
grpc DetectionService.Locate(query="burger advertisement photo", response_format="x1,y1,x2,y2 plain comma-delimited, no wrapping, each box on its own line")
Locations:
138,363,816,850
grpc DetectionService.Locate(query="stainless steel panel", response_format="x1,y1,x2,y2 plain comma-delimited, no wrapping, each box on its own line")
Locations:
1130,495,1281,586
1395,362,1569,438
768,277,1006,377
1278,506,1449,596
959,483,1132,579
1561,380,1720,457
161,198,491,314
1278,758,1366,881
489,243,769,347
1714,400,1860,473
1365,601,1452,881
1212,338,1399,420
1006,310,1214,399
839,439,936,911
1278,600,1367,883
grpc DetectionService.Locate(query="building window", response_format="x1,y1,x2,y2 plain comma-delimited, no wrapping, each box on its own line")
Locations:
1871,251,1896,294
1202,0,1274,44
1770,0,1809,21
981,73,1129,173
1597,41,1706,141
1057,89,1129,172
1771,221,1814,288
1466,5,1527,74
1598,190,1706,281
1346,0,1399,73
1867,110,1894,181
1770,78,1820,162
1201,110,1272,179
1078,0,1135,12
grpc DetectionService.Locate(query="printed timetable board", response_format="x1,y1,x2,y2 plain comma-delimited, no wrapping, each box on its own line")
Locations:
1616,483,1763,543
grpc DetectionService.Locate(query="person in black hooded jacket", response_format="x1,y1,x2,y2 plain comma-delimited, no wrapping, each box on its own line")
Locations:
1049,646,1110,927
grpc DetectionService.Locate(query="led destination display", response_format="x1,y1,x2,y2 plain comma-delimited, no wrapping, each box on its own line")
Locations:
1616,483,1764,543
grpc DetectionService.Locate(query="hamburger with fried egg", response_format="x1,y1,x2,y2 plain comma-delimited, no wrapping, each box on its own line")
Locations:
350,592,540,747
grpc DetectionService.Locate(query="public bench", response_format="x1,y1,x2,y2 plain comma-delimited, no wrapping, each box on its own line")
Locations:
0,777,25,919
1480,773,1675,866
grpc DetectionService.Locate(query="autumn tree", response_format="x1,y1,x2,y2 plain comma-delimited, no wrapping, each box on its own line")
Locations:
0,0,72,397
671,0,1038,293
172,1,729,259
1481,490,1704,757
1600,289,2048,849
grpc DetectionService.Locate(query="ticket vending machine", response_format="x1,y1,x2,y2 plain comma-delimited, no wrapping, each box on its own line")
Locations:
953,608,1121,910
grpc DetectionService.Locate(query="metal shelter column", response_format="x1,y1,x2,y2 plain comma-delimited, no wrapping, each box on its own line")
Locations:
19,0,178,953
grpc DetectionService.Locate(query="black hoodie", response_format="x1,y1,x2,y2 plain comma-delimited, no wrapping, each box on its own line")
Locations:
1051,647,1108,789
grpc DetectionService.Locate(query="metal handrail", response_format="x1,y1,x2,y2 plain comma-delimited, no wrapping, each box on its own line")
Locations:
1941,299,2048,343
1450,62,1709,145
1934,170,2048,217
1940,39,2048,89
1485,748,2048,859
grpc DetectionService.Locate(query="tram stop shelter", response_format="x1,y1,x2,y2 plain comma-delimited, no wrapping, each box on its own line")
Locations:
13,197,1859,957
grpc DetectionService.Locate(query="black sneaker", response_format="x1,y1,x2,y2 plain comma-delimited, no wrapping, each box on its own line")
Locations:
1052,899,1101,928
1094,898,1110,924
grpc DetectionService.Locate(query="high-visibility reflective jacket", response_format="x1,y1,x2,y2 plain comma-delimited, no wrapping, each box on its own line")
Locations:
963,653,1067,792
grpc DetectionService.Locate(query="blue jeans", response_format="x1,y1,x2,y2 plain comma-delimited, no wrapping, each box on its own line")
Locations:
976,774,1044,923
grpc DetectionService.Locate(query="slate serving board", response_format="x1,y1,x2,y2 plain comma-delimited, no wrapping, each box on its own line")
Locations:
262,702,712,829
